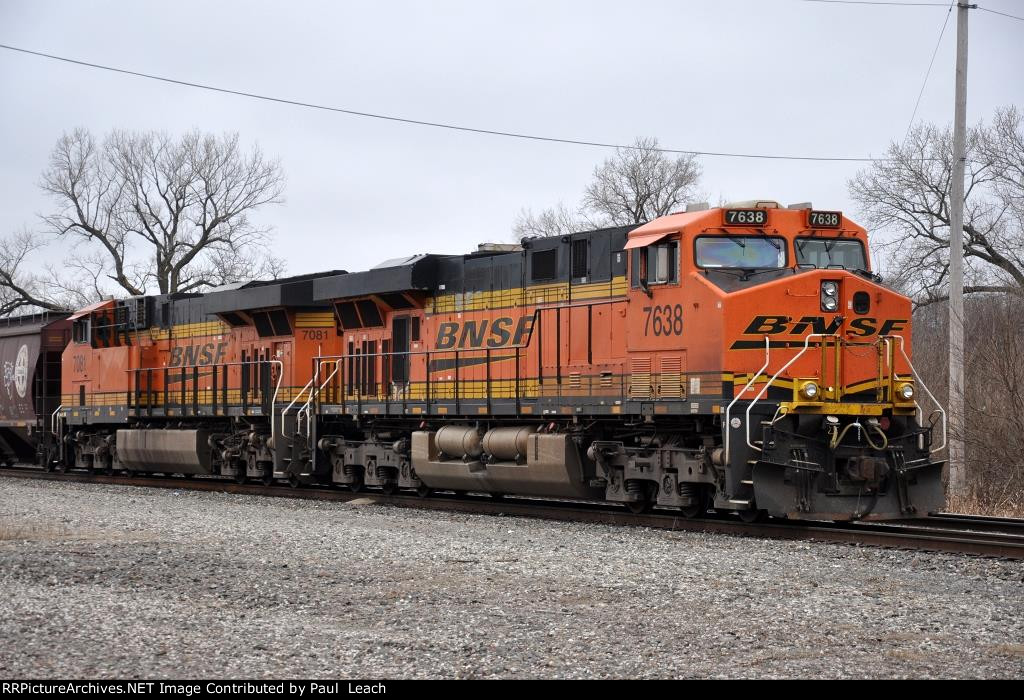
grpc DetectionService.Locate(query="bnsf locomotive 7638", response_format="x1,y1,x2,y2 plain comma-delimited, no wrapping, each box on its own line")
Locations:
29,201,945,521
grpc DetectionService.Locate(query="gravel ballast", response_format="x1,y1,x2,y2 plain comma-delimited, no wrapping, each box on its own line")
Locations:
1,476,1022,679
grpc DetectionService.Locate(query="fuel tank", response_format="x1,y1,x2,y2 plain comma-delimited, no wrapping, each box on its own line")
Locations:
116,429,214,474
412,430,601,499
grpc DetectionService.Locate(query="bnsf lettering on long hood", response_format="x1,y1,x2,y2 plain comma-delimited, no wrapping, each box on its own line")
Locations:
168,342,228,367
435,316,535,350
742,315,907,337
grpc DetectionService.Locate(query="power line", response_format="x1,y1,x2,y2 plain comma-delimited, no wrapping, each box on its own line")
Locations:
798,1,950,6
977,6,1024,22
0,42,885,163
801,0,1024,23
905,2,955,138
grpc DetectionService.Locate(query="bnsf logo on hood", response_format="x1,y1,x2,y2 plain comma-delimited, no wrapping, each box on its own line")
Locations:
743,315,907,337
435,316,535,350
169,342,228,367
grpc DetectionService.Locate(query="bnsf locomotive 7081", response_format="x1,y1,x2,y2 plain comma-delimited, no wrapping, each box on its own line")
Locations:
26,201,945,521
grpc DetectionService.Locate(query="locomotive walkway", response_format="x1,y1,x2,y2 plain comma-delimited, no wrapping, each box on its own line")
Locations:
2,468,1022,560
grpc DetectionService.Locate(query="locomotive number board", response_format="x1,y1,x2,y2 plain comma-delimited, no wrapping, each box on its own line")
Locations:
807,210,842,228
722,209,768,226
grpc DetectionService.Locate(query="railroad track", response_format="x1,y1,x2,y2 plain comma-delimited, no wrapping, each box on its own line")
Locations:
900,512,1024,536
3,466,1023,560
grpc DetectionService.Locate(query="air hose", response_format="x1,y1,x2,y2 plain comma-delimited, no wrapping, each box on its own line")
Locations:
829,421,888,451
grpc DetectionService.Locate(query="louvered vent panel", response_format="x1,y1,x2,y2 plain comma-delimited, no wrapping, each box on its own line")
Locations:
659,356,683,399
629,357,652,399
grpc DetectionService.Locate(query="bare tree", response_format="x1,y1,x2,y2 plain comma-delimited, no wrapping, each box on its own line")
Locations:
513,137,703,239
513,202,591,240
583,137,702,225
852,107,1024,514
848,106,1024,306
0,230,66,316
912,295,1024,513
0,127,287,315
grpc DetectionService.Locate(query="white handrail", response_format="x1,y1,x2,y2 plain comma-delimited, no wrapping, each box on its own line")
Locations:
885,335,947,454
277,374,318,446
127,358,285,443
48,404,66,470
50,404,64,437
297,361,339,441
723,337,771,466
266,359,285,447
726,332,946,468
744,333,830,452
296,360,342,477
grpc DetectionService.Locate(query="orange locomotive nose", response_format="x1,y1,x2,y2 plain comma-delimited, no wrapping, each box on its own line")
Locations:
723,268,914,404
624,201,944,519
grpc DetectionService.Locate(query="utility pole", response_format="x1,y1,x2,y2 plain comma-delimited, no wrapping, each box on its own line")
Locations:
947,2,973,498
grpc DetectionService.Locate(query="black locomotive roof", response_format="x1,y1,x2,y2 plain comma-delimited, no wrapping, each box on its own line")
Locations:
311,225,636,303
313,255,443,302
204,269,347,314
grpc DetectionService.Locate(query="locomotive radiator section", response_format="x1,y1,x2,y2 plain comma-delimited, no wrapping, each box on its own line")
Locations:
116,429,215,475
410,427,603,499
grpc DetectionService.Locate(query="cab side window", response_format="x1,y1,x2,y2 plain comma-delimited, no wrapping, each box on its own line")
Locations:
631,241,679,288
648,241,679,284
72,319,90,344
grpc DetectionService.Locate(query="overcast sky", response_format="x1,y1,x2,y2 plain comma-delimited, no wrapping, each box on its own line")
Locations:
1,0,1022,280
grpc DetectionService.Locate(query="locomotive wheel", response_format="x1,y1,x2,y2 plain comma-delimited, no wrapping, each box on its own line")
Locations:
416,485,432,498
680,503,704,519
380,481,398,495
624,481,655,514
288,474,301,489
680,488,710,519
626,499,652,515
234,470,247,485
261,472,274,486
738,508,767,523
349,479,364,493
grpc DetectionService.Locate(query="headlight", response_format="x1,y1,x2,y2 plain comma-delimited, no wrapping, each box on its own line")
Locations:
821,281,838,297
822,296,838,311
800,381,819,399
898,383,915,400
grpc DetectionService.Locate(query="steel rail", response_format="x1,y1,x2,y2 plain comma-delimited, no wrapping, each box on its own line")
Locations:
2,467,1022,560
891,513,1024,537
931,512,1024,525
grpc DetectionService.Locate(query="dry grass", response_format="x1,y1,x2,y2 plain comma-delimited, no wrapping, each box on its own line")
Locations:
0,522,72,542
0,517,160,544
944,493,1024,519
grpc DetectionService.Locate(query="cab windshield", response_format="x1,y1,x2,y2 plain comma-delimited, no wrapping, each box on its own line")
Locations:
795,238,867,270
695,236,786,269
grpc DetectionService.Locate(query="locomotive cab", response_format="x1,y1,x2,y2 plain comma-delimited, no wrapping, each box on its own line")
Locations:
623,201,945,520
